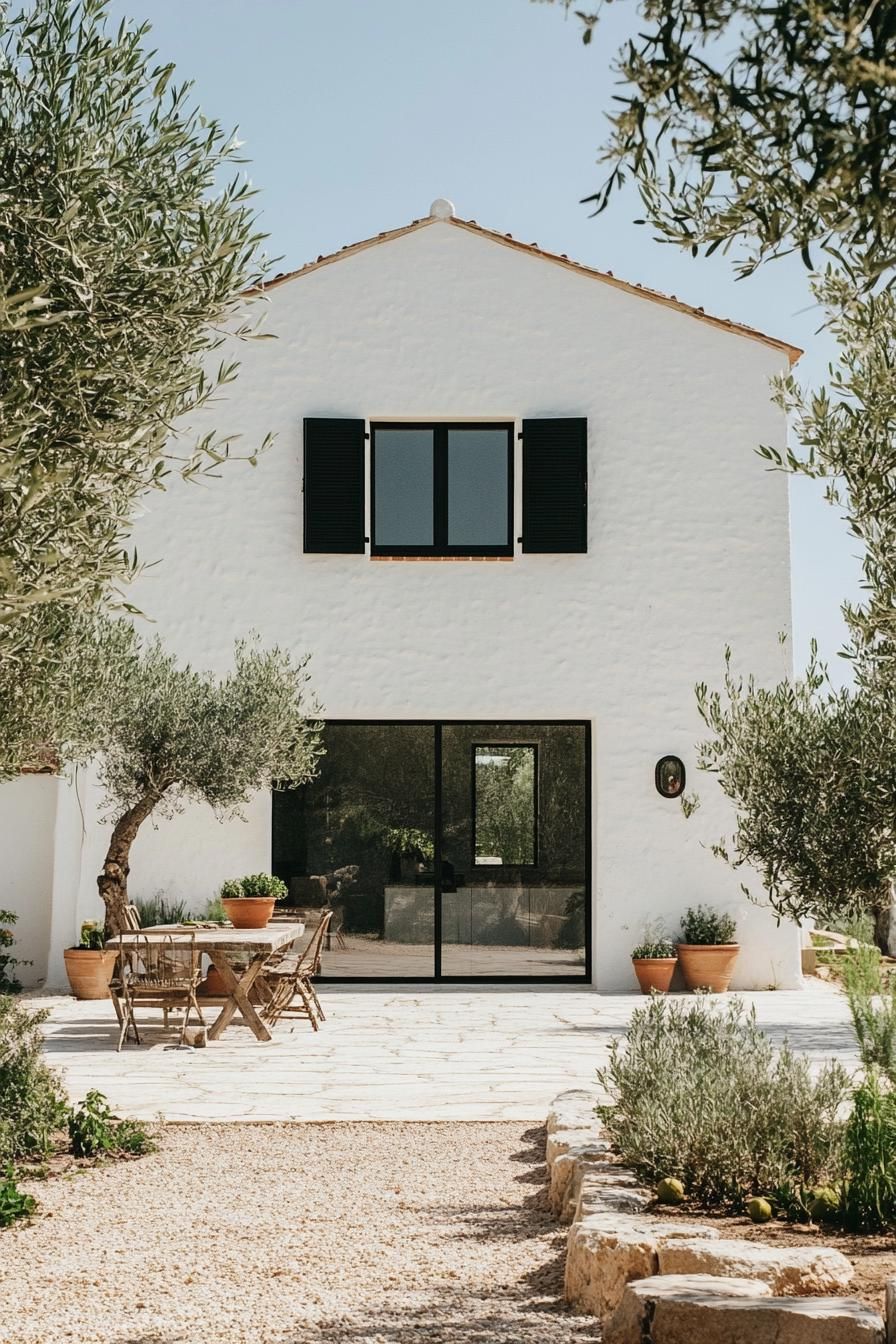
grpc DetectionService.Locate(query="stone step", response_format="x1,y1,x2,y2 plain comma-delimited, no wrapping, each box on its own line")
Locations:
550,1149,634,1219
657,1236,854,1295
564,1159,646,1224
604,1275,884,1344
545,1088,601,1137
545,1125,608,1169
565,1214,720,1318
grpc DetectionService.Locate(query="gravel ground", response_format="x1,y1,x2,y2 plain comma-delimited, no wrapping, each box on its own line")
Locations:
0,1123,599,1344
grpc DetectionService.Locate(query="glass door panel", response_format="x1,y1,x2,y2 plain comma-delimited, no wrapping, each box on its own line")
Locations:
273,721,589,980
439,723,588,977
272,723,435,977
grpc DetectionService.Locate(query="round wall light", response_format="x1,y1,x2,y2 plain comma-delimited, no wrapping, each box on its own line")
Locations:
655,755,686,799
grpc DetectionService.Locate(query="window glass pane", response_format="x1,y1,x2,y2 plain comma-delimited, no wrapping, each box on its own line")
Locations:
374,429,433,546
443,725,587,977
447,429,509,546
474,745,536,865
272,724,436,978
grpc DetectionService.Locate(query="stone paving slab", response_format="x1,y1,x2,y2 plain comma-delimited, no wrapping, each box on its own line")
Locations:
31,983,858,1122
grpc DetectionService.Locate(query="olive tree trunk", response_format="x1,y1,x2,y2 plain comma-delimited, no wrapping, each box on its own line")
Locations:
97,792,162,938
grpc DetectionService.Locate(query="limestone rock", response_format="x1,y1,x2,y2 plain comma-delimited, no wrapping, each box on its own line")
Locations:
564,1215,720,1318
573,1168,650,1222
545,1125,606,1169
604,1273,772,1344
550,1150,630,1219
565,1215,660,1319
545,1089,600,1137
610,1283,883,1344
658,1236,854,1295
563,1156,639,1223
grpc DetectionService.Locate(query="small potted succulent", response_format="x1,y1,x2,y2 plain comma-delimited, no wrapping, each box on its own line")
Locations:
219,873,287,930
63,921,119,1000
676,904,739,992
631,925,678,994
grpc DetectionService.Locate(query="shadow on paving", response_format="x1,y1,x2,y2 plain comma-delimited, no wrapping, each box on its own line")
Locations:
508,1126,553,1184
308,1297,600,1344
116,1306,599,1344
752,1019,857,1055
430,1128,561,1248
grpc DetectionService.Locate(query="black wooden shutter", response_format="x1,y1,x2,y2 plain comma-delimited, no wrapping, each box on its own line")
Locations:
521,417,588,553
303,418,366,554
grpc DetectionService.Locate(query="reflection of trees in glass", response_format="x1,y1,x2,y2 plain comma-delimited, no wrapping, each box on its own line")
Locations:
298,725,435,934
440,725,587,883
272,725,436,933
474,746,536,864
382,827,434,862
274,723,589,952
318,727,434,868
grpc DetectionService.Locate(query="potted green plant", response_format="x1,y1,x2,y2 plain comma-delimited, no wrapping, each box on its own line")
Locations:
63,922,119,1000
676,905,739,992
219,874,287,930
631,927,678,994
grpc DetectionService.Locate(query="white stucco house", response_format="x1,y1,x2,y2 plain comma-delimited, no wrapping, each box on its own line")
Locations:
2,199,805,993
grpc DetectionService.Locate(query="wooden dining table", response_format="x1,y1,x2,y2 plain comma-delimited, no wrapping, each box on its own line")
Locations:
110,922,305,1043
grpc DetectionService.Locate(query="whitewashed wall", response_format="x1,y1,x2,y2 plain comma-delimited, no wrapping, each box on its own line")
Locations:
23,216,799,990
0,775,85,989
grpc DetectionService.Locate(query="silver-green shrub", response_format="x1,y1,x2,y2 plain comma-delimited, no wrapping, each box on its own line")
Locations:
840,1071,896,1230
842,942,896,1083
0,997,68,1162
598,995,849,1210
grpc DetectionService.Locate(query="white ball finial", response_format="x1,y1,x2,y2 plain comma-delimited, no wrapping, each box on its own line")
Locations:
429,197,455,220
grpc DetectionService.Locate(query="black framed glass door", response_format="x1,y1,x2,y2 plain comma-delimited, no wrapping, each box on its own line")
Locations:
272,721,590,981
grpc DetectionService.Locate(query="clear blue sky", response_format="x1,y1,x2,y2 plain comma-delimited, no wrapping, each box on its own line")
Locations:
107,0,862,682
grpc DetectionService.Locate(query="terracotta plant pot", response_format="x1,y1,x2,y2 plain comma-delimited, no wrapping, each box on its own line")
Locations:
676,943,740,993
63,948,118,1001
221,896,275,930
200,964,229,997
632,956,678,995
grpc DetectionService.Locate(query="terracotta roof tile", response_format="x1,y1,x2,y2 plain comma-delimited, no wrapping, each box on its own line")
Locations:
249,214,802,365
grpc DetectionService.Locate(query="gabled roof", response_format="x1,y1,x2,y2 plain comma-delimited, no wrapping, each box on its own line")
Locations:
252,209,803,366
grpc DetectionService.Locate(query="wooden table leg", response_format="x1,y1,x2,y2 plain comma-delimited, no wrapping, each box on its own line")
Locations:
206,952,272,1042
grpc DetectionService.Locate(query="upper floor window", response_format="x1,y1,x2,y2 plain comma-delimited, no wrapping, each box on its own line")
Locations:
302,415,587,557
371,423,513,557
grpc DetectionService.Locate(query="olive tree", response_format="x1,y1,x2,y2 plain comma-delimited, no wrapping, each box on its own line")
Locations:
537,0,896,935
697,282,896,927
694,647,896,935
762,273,896,671
0,608,139,779
538,0,896,670
0,0,270,693
95,636,322,936
689,287,896,937
538,0,896,278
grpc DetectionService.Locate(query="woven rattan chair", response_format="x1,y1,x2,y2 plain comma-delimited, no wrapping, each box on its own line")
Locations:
109,906,142,1027
116,933,205,1051
260,911,332,1030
